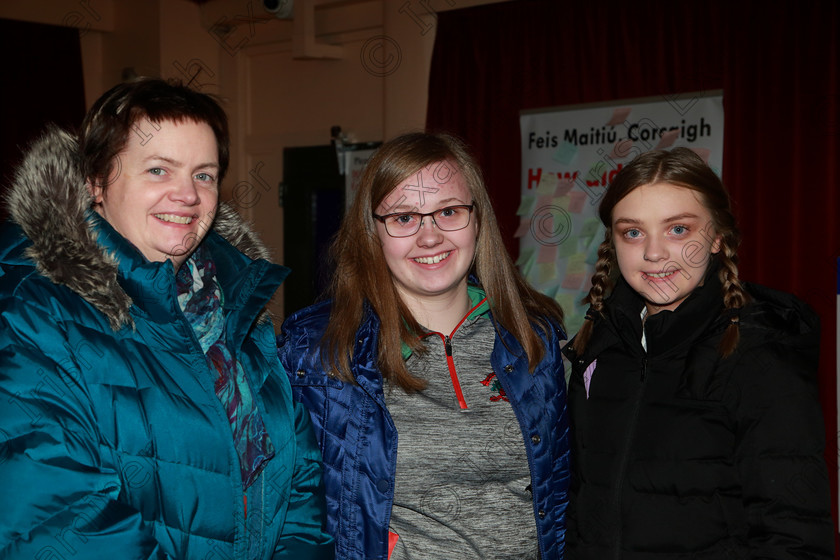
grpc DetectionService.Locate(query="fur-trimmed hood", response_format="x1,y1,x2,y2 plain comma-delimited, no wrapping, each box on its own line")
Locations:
4,126,277,330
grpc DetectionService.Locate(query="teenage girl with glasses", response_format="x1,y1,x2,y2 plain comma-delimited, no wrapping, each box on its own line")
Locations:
278,132,571,559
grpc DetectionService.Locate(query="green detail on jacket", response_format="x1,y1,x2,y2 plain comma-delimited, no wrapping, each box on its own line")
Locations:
400,285,491,360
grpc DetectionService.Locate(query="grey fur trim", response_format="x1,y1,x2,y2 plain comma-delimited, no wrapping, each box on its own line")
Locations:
214,202,278,326
5,126,276,331
6,126,133,330
214,202,274,263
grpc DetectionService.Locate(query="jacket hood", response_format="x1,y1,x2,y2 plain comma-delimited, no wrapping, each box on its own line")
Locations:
4,126,275,330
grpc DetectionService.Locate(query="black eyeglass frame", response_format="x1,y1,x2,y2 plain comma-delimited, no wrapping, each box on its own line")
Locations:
372,204,475,238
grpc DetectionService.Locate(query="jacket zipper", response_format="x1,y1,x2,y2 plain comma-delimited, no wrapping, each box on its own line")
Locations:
493,358,549,560
422,297,488,411
612,354,647,559
176,303,251,536
442,334,468,410
355,370,399,559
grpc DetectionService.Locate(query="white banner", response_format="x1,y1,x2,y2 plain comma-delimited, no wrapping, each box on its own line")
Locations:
518,92,724,334
343,143,381,210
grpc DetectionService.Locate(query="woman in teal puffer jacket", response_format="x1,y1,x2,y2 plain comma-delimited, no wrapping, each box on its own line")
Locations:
0,79,333,559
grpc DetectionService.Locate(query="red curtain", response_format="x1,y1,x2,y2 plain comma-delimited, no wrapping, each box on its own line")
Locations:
427,0,840,541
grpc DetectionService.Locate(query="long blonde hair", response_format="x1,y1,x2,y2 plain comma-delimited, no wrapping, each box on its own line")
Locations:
323,132,565,390
573,147,749,357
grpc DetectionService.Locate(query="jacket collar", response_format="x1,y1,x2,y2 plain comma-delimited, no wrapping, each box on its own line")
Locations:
583,259,727,359
400,284,491,359
4,125,287,331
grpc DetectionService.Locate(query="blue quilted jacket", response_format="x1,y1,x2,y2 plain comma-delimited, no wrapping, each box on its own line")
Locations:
0,128,334,559
278,299,570,559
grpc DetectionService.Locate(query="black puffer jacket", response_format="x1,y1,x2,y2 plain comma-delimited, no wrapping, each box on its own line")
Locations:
563,267,834,559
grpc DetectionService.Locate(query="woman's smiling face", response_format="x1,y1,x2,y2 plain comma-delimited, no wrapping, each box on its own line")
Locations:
90,119,219,269
611,182,721,314
374,160,477,308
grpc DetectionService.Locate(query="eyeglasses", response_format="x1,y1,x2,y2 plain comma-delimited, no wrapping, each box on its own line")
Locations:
373,204,475,238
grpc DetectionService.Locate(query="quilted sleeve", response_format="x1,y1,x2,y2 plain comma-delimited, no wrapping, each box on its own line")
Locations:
270,400,335,559
730,338,834,558
0,294,169,559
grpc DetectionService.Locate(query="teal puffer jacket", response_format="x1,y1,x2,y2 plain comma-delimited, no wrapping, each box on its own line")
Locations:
0,128,334,559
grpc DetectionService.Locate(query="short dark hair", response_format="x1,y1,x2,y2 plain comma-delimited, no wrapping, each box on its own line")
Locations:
79,78,230,189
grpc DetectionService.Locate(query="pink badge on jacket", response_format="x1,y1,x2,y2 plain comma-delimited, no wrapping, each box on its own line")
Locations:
583,360,597,399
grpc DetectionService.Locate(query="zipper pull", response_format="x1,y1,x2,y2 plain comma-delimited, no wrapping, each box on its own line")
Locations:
443,335,469,411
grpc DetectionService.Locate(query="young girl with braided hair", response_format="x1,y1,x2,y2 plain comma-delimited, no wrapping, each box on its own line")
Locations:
562,147,834,558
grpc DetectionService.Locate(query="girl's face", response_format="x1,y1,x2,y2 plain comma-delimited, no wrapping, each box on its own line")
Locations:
374,160,477,309
611,182,721,315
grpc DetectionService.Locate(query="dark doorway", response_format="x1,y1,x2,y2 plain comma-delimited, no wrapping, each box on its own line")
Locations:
281,145,344,315
0,18,86,222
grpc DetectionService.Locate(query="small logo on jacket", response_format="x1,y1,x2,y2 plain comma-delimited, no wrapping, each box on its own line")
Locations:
584,359,597,399
481,373,509,402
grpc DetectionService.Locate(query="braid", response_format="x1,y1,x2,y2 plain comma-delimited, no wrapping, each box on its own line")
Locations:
572,230,615,355
717,241,750,357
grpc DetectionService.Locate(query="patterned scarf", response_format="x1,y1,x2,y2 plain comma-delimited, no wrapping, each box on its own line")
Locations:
176,246,275,489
